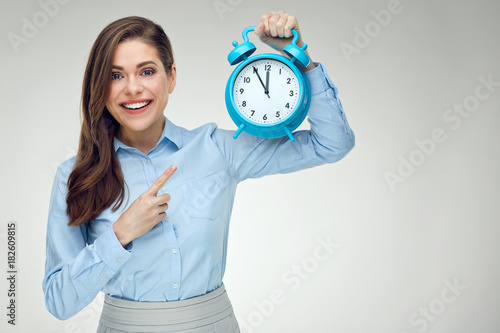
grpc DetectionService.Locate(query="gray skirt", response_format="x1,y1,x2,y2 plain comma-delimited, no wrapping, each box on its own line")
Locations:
97,284,240,333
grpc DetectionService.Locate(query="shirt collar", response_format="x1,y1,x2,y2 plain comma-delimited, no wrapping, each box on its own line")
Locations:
113,116,184,152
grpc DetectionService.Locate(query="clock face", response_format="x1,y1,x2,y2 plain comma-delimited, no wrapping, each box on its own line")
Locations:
232,58,299,125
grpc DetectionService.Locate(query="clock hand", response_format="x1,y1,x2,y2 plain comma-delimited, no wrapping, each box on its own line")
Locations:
265,70,270,98
253,66,268,96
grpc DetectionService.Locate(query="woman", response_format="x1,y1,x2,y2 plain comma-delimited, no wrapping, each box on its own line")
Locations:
43,10,355,332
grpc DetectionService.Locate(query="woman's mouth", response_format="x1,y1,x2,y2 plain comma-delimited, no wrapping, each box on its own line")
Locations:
120,100,152,114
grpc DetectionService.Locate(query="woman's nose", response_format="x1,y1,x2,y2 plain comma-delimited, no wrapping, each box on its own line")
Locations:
124,77,144,96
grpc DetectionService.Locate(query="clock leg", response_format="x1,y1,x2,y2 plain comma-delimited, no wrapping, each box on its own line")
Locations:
283,126,295,142
233,123,246,139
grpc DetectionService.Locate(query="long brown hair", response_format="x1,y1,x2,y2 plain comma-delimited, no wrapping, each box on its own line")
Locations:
66,16,175,226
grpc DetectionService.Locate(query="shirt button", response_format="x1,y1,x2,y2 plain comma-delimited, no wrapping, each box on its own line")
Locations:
117,257,123,262
165,217,170,222
172,248,178,254
173,283,178,288
145,159,151,165
103,278,108,283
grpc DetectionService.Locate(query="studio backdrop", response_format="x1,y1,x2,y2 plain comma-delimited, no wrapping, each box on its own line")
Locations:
1,0,499,332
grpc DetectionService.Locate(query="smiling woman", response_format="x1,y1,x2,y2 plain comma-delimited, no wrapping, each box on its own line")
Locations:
63,16,177,229
42,11,355,333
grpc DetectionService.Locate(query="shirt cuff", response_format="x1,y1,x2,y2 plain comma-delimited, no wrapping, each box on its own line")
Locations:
94,224,132,272
305,62,340,97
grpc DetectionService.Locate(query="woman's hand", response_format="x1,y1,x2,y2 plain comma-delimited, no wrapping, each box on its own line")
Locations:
254,10,315,71
113,165,177,247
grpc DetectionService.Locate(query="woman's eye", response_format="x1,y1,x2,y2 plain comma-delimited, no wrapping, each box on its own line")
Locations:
143,69,155,76
112,73,122,80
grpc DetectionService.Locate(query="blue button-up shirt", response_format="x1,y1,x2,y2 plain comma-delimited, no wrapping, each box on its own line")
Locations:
43,63,355,320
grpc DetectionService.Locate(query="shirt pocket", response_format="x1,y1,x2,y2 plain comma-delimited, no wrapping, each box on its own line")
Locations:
180,173,225,221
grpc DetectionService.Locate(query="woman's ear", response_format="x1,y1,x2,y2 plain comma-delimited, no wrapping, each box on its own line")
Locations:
168,64,177,94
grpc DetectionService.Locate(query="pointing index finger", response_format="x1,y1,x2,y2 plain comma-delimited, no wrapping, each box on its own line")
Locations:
149,165,177,195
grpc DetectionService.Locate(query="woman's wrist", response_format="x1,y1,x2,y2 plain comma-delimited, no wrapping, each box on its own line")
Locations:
113,222,131,248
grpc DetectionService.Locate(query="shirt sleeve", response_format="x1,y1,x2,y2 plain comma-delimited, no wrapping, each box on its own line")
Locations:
42,161,133,320
212,62,355,182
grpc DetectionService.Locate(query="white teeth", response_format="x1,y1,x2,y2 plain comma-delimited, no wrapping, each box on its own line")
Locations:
122,101,151,109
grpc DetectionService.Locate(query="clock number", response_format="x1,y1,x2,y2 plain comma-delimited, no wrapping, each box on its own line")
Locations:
244,77,250,83
263,114,267,120
279,68,282,75
289,90,294,97
251,110,255,116
276,111,280,118
239,88,244,94
285,103,290,109
265,64,271,72
242,101,246,107
287,78,291,84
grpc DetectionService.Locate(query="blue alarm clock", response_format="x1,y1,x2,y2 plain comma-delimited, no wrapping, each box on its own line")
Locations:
225,26,311,142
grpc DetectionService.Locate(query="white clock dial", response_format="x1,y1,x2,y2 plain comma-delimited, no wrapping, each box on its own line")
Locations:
233,58,299,124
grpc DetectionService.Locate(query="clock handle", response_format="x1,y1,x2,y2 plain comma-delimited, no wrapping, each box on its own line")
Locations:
242,26,256,43
247,26,310,69
228,26,309,68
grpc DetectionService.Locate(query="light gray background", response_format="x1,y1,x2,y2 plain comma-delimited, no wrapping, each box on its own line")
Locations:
1,0,499,332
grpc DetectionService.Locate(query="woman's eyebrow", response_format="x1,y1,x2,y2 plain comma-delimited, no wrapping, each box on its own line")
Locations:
112,61,158,70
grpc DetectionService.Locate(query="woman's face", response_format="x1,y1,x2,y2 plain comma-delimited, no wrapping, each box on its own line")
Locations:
106,39,176,143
